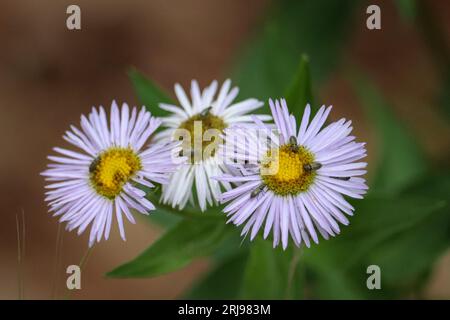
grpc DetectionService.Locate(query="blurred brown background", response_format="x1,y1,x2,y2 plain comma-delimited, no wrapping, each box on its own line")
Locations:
0,0,449,299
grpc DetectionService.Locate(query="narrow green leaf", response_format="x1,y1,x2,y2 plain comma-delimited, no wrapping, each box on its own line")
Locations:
142,208,182,228
240,239,286,299
107,217,230,278
284,54,315,118
141,186,223,228
185,251,249,299
305,256,365,299
128,68,173,117
234,0,358,103
349,71,427,195
240,239,303,299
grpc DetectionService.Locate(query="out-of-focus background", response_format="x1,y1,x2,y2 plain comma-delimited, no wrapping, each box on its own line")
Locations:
0,0,449,299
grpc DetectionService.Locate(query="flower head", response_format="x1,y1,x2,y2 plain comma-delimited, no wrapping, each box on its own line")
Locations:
217,99,368,249
156,79,269,211
42,101,183,246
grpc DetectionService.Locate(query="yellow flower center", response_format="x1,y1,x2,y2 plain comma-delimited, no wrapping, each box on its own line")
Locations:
261,144,316,196
177,110,227,163
89,147,142,199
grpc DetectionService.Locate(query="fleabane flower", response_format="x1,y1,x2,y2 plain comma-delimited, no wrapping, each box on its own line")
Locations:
217,99,368,249
156,79,269,211
42,101,183,246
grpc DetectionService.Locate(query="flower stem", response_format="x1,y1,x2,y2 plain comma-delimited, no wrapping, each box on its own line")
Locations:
285,246,302,299
52,223,64,299
63,245,94,300
15,210,26,300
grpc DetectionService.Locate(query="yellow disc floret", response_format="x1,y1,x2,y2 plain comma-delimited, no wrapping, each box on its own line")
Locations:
177,109,227,163
261,144,316,196
89,147,142,199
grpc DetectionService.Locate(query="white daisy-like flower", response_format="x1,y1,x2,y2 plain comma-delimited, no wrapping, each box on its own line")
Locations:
42,101,183,246
156,79,269,211
216,99,368,249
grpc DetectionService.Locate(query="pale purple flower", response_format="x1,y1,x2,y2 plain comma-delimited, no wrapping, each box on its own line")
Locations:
42,101,183,246
217,99,368,249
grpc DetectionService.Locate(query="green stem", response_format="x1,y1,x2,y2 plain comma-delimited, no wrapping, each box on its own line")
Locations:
64,246,94,300
51,223,64,299
285,246,302,299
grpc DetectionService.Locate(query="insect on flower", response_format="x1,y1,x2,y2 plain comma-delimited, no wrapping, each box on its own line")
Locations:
217,99,368,249
42,101,184,246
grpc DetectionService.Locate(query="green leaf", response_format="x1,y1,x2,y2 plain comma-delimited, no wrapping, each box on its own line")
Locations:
284,54,316,118
142,208,182,228
404,170,450,199
369,205,449,286
304,254,365,299
372,171,450,287
185,251,249,299
107,217,230,278
142,187,223,228
240,239,286,299
302,193,447,298
209,229,249,262
128,68,173,117
349,71,427,195
234,0,358,103
140,185,179,227
240,239,304,299
305,196,446,268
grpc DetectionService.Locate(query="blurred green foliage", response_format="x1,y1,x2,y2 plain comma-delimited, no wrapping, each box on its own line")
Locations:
395,0,417,22
349,70,427,195
233,0,358,107
108,216,230,278
107,0,450,299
